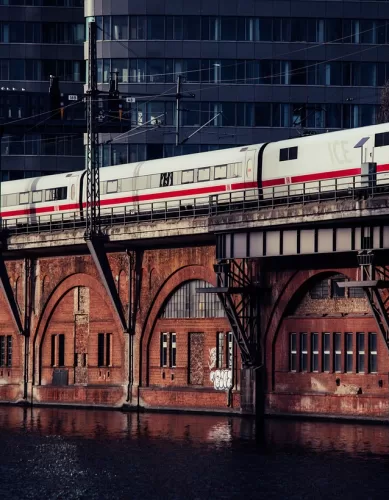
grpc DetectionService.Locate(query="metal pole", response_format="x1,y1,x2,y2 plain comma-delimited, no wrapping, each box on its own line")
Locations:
85,20,100,239
175,74,181,147
0,125,3,231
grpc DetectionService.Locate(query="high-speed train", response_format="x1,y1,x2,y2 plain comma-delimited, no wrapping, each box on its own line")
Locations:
1,122,389,226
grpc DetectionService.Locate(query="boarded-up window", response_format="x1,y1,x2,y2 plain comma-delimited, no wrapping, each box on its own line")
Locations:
214,165,227,179
189,332,204,385
198,167,210,182
182,170,194,184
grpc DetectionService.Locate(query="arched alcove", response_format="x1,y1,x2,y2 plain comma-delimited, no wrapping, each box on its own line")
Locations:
147,279,232,389
267,270,379,399
34,273,126,388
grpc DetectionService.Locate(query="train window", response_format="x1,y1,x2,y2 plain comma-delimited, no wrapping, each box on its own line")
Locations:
160,172,173,187
107,180,118,194
280,146,298,161
121,178,133,192
6,194,17,207
182,169,194,184
71,184,75,200
228,163,241,178
19,192,29,204
45,187,68,201
374,132,389,148
198,167,210,182
136,176,148,190
150,174,160,189
100,181,107,195
215,165,227,179
32,191,42,203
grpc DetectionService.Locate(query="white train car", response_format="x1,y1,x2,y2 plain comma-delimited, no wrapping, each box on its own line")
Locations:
97,144,262,217
1,171,82,226
261,123,389,199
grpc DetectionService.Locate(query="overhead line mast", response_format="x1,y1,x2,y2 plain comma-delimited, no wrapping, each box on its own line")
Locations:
85,19,100,239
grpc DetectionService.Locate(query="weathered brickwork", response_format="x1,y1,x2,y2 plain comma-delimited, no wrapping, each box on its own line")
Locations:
0,246,241,412
1,247,389,418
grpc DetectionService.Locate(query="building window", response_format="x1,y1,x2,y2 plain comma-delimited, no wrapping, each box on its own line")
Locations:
300,333,307,372
357,333,365,373
290,332,297,372
331,276,346,298
217,332,224,368
310,279,330,299
311,333,319,372
50,333,65,367
160,280,225,319
334,332,342,372
169,333,177,368
346,332,353,373
160,332,168,367
226,332,233,369
369,333,377,373
323,332,331,372
0,335,12,367
349,286,365,298
98,333,112,367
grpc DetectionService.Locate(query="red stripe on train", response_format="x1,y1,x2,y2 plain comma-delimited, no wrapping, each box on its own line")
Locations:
263,167,362,188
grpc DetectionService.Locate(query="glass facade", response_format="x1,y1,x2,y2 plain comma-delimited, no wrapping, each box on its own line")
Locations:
93,15,389,44
0,0,84,179
89,1,388,164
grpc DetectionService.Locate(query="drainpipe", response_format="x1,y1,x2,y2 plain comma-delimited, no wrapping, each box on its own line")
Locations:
126,250,134,403
23,258,30,401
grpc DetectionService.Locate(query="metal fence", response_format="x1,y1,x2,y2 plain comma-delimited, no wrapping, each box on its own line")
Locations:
2,172,388,235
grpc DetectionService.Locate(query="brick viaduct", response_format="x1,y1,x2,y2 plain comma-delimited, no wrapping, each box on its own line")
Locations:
1,196,389,420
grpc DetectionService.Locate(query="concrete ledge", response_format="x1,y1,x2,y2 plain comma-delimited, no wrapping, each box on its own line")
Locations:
209,196,389,231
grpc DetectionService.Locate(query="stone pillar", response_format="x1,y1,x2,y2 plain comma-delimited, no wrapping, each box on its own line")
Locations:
240,366,265,417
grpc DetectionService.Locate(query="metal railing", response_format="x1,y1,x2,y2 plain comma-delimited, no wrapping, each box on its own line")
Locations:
2,172,389,235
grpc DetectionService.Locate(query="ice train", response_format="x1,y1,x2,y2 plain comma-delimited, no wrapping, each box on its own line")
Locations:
2,122,389,226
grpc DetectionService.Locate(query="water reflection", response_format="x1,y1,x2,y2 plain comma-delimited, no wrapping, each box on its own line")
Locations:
1,407,389,457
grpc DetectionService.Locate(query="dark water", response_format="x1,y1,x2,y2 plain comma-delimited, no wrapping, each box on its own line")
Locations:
0,408,389,499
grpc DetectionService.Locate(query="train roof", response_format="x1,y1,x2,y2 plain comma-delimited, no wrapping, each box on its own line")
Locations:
99,143,264,181
268,122,389,150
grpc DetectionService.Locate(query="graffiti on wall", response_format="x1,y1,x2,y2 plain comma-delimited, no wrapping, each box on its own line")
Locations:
208,347,233,391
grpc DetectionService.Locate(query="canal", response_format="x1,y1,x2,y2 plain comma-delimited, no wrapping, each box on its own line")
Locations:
0,407,389,499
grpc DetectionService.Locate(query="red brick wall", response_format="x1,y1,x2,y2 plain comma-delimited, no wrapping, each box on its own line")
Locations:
263,267,389,418
149,318,234,389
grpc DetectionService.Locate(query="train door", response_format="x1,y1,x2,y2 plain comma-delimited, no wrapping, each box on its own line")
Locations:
244,148,257,202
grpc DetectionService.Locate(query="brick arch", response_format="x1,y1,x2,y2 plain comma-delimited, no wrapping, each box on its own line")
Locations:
33,272,126,385
139,265,217,386
264,268,356,391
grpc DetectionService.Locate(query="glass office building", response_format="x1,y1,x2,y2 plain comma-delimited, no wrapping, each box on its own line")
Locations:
85,0,389,166
0,0,85,180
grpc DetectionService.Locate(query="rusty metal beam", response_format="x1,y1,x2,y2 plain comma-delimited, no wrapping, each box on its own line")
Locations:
197,259,262,368
0,254,24,335
86,237,129,333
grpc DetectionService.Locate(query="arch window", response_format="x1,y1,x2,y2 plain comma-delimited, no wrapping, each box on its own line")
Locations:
160,280,225,318
309,274,364,299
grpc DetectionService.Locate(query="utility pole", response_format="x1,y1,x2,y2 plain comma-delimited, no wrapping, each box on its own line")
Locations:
175,74,182,147
85,19,100,239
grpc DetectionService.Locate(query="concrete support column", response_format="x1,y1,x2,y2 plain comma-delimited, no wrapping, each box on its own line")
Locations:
240,367,265,417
